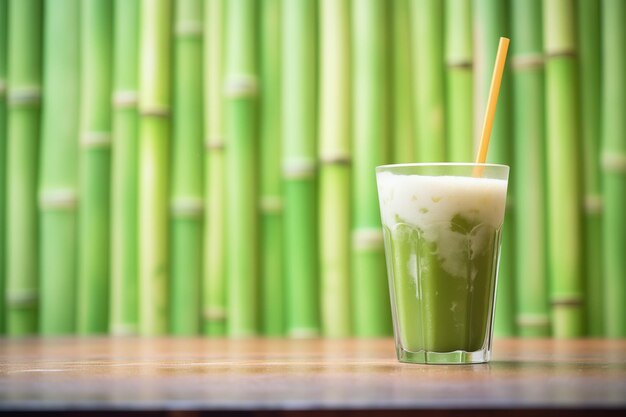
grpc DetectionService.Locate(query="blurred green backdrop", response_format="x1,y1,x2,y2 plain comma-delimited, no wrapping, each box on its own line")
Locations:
0,0,624,338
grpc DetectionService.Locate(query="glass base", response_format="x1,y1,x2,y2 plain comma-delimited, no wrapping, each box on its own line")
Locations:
396,346,490,364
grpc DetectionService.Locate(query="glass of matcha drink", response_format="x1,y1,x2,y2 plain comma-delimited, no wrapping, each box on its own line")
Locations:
376,163,509,364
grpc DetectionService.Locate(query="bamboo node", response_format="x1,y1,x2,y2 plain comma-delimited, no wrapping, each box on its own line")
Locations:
551,296,584,307
8,86,41,106
511,53,545,69
283,158,316,179
516,314,551,327
584,194,603,214
110,323,138,336
224,74,258,98
113,90,139,108
319,154,351,165
602,151,626,173
446,58,473,69
545,49,577,59
203,307,227,321
140,105,170,117
260,196,283,213
171,197,204,217
6,289,38,307
352,228,384,250
175,21,203,37
81,131,112,149
39,189,78,209
205,137,225,150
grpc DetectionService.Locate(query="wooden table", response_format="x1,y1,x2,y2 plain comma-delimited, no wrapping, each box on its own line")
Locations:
0,338,625,415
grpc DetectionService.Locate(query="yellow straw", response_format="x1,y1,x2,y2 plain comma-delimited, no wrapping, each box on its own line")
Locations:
474,37,510,176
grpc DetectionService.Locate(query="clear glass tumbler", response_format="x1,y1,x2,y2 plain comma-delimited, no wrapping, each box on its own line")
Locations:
376,163,509,364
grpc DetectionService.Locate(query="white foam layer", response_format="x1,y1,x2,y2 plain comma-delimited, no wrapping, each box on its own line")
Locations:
377,172,508,279
377,172,508,230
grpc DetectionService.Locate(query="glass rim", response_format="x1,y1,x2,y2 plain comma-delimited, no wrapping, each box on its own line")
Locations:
376,162,509,171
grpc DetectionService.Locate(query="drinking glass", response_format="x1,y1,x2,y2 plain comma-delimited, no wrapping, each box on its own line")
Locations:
376,163,509,364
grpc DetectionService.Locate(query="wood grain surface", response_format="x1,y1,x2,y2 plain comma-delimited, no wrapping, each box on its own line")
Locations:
0,338,624,412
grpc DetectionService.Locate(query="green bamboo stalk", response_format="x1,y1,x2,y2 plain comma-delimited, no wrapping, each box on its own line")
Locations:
319,0,351,338
577,0,603,337
171,0,204,336
39,0,80,335
352,0,391,337
392,0,414,164
110,0,140,336
0,0,7,333
511,0,550,338
78,0,113,334
410,0,445,162
6,0,42,336
260,0,285,336
543,0,584,338
225,0,259,337
474,0,516,337
602,0,626,338
138,0,173,336
203,0,227,336
282,0,318,338
445,0,473,162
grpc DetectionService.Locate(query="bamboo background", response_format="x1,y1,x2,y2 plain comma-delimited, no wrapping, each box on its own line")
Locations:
0,0,624,338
